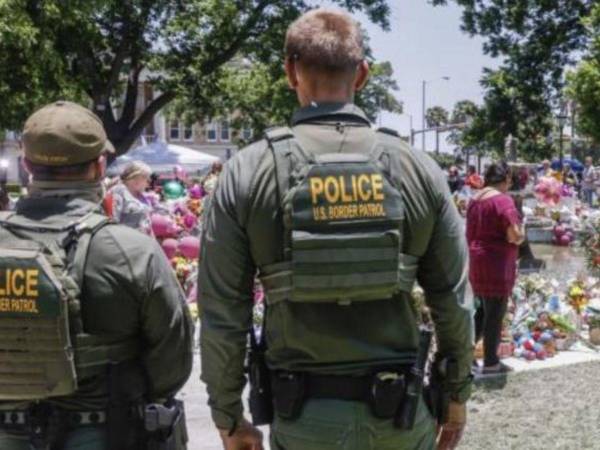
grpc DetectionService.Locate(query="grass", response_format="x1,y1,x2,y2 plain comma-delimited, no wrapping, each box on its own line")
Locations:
459,361,600,449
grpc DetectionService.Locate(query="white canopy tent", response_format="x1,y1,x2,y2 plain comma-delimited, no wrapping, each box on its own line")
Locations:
107,141,220,176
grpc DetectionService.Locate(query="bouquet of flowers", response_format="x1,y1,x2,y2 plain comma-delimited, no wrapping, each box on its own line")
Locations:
567,279,589,315
584,218,600,277
534,176,562,206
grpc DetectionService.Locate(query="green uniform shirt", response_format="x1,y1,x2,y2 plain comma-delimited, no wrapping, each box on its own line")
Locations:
0,183,195,411
199,103,473,430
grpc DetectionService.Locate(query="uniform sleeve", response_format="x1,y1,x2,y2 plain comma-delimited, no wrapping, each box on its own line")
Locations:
140,240,195,401
417,169,474,402
198,158,257,430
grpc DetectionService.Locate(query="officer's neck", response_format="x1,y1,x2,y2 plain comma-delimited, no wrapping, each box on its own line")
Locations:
297,87,354,107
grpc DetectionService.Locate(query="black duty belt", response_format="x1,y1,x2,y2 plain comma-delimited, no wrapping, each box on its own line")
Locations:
271,369,409,421
306,374,373,401
0,409,107,428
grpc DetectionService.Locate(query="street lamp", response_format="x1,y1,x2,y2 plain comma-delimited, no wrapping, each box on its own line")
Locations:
557,110,569,170
422,76,450,151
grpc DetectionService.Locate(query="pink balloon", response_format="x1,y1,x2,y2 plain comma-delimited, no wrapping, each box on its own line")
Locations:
161,238,179,259
166,222,180,238
183,213,198,230
560,234,571,246
179,236,200,260
151,214,174,238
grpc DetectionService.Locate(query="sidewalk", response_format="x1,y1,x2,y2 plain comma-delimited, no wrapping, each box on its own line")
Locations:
181,350,270,450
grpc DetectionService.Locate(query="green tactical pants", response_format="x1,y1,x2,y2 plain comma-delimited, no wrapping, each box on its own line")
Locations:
270,396,436,450
0,426,107,450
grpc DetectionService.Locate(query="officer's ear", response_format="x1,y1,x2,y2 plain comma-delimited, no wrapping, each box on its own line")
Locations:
353,61,370,93
284,57,299,90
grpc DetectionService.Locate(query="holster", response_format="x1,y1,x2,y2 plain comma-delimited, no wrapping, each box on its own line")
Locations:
26,403,69,450
144,400,188,450
427,359,451,424
107,361,146,450
247,332,274,425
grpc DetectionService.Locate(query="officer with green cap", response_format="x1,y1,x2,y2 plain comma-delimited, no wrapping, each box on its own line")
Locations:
0,101,194,449
199,8,473,450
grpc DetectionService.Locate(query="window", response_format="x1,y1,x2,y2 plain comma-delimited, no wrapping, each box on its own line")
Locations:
169,120,180,141
183,123,194,142
242,124,253,141
206,121,217,142
220,120,230,142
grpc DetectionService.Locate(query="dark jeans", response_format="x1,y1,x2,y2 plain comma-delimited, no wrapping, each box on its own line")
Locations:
474,297,508,367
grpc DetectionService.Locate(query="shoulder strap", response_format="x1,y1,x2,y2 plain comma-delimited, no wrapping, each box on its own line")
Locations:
63,213,111,335
370,128,405,186
69,213,112,288
265,126,314,201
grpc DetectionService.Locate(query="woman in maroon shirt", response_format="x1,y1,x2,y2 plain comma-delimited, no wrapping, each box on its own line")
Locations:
467,161,524,375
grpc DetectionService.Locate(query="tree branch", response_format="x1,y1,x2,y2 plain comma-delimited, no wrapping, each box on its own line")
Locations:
200,0,272,74
105,37,130,99
119,61,143,128
114,91,176,155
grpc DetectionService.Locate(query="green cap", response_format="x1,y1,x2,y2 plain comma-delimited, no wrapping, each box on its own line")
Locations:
23,101,115,166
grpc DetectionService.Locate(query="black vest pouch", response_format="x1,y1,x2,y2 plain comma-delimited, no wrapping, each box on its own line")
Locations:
271,372,306,421
369,371,406,419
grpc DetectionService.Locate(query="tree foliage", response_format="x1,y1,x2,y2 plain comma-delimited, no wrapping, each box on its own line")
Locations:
166,59,402,145
567,3,600,145
425,106,449,128
446,99,479,153
432,0,593,160
0,0,394,155
450,100,478,125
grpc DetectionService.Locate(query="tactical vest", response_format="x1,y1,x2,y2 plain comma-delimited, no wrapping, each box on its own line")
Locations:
259,127,419,306
0,211,140,401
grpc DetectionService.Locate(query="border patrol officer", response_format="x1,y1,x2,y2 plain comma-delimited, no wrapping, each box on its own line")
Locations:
0,101,194,450
200,9,473,450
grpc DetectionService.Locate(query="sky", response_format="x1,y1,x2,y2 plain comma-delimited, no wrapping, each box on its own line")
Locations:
356,1,499,152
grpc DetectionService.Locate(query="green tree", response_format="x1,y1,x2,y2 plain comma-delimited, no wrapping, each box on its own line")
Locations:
567,4,600,145
359,61,403,121
432,0,593,160
447,100,479,154
450,100,478,125
425,106,449,128
166,59,402,145
0,0,392,155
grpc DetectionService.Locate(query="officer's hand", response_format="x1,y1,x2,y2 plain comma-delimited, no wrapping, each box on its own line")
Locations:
436,401,466,450
219,418,264,450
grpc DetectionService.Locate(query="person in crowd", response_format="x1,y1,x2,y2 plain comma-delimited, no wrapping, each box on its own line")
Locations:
201,161,223,195
199,8,472,450
447,165,464,193
581,156,596,207
467,161,524,376
465,165,484,190
109,161,154,234
539,159,553,178
561,162,578,187
0,101,193,449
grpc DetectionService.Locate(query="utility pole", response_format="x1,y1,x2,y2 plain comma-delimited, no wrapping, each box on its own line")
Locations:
421,80,426,151
421,76,450,151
